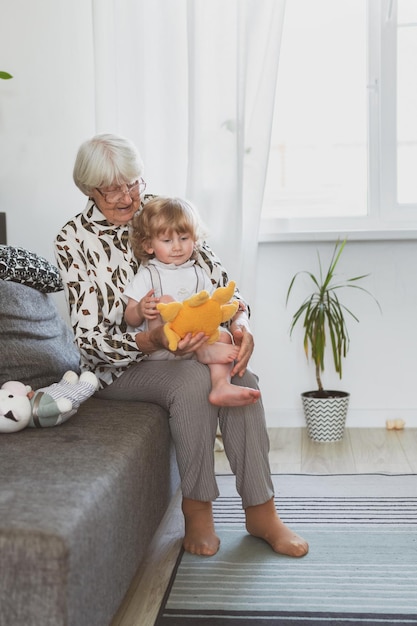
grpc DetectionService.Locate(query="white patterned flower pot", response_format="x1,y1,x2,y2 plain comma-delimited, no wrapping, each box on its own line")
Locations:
301,390,350,442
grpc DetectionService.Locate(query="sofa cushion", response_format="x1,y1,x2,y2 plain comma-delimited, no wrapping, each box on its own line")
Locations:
0,245,63,293
0,280,80,389
0,397,180,626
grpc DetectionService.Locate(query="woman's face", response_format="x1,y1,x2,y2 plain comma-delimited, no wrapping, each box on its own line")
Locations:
90,180,143,226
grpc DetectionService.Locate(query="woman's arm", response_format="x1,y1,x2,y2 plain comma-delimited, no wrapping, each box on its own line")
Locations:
229,310,254,377
54,222,145,372
135,325,208,356
197,241,250,312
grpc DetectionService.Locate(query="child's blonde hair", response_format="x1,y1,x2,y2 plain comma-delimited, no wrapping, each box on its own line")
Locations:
130,196,206,262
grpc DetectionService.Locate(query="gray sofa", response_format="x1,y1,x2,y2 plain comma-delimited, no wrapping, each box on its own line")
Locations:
0,250,180,626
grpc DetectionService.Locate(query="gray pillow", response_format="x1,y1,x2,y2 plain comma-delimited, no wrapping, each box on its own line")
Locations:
0,245,63,293
0,280,80,389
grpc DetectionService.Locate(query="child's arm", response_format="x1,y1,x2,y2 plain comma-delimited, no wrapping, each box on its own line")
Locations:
124,289,159,327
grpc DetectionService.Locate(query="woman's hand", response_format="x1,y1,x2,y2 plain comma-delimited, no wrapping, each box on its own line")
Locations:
135,325,208,356
230,313,254,377
174,331,209,356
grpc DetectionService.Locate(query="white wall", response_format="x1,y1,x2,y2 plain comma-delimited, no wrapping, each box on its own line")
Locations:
1,2,416,428
251,240,417,428
0,0,95,263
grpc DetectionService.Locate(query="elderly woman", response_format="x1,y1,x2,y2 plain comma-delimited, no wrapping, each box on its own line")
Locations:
54,133,308,558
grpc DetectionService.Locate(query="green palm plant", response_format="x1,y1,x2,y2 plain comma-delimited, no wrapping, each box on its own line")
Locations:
0,72,12,80
286,239,380,394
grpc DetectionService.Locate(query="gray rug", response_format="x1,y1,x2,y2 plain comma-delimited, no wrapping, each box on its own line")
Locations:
155,474,417,625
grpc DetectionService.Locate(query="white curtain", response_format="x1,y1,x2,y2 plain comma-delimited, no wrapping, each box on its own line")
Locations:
91,0,285,303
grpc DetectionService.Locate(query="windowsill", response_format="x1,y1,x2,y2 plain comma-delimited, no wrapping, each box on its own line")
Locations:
259,216,417,243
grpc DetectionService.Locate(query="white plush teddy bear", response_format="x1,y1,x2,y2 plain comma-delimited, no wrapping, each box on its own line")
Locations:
0,382,32,433
0,371,99,433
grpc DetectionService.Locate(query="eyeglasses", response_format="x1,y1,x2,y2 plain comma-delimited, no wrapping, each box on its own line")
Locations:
96,178,146,204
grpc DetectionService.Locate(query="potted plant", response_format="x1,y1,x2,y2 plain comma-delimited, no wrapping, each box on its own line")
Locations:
286,239,380,442
0,72,13,80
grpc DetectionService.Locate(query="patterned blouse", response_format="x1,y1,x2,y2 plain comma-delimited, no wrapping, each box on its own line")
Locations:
54,198,244,389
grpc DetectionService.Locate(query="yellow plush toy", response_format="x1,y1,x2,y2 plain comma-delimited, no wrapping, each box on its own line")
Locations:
156,280,239,351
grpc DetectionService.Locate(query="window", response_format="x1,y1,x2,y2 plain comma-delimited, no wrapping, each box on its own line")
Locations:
396,0,417,205
261,0,417,240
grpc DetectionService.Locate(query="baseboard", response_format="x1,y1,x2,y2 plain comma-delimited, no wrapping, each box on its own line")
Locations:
266,408,417,428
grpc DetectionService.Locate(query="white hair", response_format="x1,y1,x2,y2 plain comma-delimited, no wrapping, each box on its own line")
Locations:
73,133,144,196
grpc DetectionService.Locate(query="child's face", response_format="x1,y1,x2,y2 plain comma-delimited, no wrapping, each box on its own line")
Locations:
145,230,195,265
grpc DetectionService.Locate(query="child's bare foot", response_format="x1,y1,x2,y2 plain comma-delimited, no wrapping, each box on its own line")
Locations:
245,498,309,557
182,498,220,556
209,383,261,407
197,342,239,365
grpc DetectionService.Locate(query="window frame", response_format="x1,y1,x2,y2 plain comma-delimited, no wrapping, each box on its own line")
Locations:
259,0,417,243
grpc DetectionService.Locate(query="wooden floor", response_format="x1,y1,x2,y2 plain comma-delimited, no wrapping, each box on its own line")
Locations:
111,427,417,626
